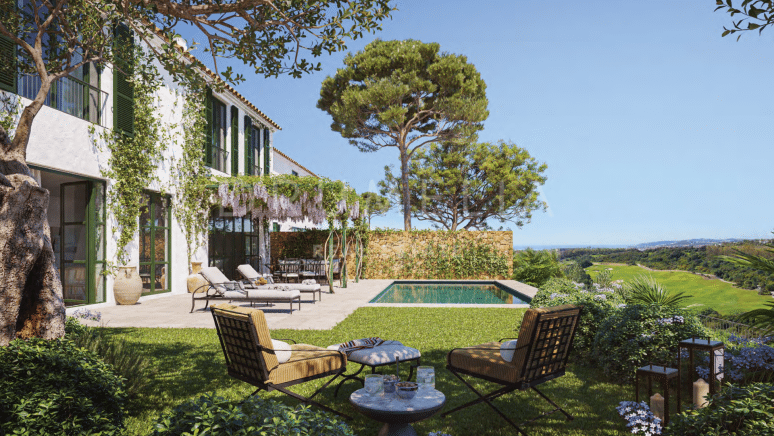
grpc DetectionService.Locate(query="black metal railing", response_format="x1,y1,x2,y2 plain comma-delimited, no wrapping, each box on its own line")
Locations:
698,315,764,341
18,73,108,126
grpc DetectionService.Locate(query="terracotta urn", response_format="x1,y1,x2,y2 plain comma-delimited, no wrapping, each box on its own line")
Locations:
114,266,142,305
187,262,208,293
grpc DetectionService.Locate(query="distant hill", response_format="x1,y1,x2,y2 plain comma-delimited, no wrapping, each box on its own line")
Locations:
514,238,743,251
633,238,742,250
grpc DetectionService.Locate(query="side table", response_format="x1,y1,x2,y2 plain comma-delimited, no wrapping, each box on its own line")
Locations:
350,388,445,436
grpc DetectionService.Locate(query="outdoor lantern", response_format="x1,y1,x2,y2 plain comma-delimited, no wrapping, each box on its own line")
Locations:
635,364,680,425
678,337,725,399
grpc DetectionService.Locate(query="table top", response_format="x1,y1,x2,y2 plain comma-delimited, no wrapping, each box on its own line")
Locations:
350,388,445,418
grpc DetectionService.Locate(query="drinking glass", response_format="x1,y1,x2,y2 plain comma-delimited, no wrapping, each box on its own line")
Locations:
364,374,384,396
417,366,435,391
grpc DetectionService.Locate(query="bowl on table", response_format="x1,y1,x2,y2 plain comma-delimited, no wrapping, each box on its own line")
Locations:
396,381,418,400
383,374,400,394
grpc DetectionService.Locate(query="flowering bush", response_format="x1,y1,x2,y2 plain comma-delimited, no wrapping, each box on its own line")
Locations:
616,401,662,435
594,304,707,382
662,383,774,436
532,277,624,360
696,335,774,384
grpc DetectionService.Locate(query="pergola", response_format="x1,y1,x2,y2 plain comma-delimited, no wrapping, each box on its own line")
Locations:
211,175,364,288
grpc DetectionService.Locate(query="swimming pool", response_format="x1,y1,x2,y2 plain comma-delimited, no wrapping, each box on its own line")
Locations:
369,281,531,305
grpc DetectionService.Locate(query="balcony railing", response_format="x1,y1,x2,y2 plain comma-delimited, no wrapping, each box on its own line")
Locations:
18,73,108,126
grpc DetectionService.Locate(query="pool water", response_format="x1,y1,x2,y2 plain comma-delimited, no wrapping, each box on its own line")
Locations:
370,281,531,305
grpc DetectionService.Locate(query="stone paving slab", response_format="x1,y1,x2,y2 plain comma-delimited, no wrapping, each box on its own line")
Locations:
70,280,393,330
68,279,535,330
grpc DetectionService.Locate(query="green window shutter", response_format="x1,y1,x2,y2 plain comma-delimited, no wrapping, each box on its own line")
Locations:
205,88,213,167
0,34,16,93
244,116,252,175
113,25,134,136
263,128,270,175
230,106,238,175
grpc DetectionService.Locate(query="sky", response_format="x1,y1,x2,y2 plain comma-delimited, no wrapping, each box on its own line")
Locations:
184,1,774,247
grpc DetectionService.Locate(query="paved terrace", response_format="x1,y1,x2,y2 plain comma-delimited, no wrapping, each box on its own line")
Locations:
68,279,537,330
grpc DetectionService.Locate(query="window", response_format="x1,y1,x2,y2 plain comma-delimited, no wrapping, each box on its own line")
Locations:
244,117,262,176
291,170,299,176
139,192,171,295
209,208,262,279
272,222,280,232
206,91,229,172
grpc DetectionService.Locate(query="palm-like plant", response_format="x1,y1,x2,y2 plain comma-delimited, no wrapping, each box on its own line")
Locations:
721,241,774,335
623,275,693,308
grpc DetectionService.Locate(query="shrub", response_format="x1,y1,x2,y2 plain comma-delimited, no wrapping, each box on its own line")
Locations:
152,393,355,436
70,327,155,401
531,277,623,360
624,275,692,308
663,383,774,436
696,336,774,385
0,338,126,436
512,248,563,288
594,304,707,383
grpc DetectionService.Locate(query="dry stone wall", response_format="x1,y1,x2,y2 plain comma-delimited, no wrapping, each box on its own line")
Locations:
365,231,513,280
270,230,513,280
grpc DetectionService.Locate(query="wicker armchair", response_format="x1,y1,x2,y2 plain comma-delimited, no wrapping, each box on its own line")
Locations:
443,304,582,435
211,303,350,418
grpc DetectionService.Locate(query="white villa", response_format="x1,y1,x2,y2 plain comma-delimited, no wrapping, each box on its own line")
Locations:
0,28,320,308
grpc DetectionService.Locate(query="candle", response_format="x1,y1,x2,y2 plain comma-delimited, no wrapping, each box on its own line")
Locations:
650,393,664,420
693,378,709,408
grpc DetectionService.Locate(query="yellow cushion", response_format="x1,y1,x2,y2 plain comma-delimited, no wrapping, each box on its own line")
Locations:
448,342,522,384
267,344,347,385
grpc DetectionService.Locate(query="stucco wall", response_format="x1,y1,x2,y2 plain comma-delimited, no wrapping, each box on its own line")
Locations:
9,36,278,306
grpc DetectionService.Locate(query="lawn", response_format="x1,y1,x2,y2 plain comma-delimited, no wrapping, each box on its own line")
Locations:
586,264,772,316
109,307,631,435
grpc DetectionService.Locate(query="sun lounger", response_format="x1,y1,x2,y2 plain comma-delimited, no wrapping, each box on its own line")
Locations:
238,264,322,302
191,267,301,313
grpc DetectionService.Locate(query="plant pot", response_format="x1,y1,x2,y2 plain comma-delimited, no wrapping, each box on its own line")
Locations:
114,266,142,305
191,261,203,274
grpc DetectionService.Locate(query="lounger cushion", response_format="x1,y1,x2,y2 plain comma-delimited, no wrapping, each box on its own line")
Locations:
267,344,346,385
271,340,292,363
448,342,522,384
290,284,321,292
243,289,301,300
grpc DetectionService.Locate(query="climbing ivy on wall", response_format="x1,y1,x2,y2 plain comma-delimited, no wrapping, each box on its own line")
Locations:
366,230,511,280
94,46,171,265
170,85,211,269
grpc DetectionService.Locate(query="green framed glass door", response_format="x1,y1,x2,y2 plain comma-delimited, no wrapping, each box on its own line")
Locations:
139,192,171,295
60,181,105,306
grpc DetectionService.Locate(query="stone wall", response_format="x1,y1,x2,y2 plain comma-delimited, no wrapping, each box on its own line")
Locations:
270,230,514,280
365,231,513,280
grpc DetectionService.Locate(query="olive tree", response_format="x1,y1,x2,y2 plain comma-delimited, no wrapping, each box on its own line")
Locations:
317,39,489,230
0,0,392,345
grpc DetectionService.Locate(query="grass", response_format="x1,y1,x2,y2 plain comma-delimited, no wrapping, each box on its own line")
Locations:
587,264,772,316
107,307,632,435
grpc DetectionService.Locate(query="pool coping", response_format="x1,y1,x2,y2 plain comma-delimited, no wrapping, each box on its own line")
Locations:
367,279,537,307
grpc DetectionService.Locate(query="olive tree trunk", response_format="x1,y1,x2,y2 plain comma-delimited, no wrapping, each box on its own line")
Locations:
0,96,65,346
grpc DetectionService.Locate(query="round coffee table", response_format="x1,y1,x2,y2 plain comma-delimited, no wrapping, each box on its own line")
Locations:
350,388,446,436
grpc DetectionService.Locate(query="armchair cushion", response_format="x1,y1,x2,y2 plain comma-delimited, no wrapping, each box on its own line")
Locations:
267,344,347,385
448,342,522,384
